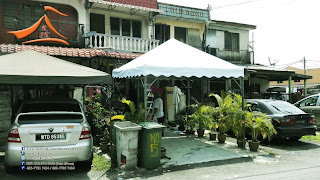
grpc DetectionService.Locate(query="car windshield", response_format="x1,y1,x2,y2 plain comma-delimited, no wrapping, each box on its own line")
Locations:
21,103,81,113
266,101,304,114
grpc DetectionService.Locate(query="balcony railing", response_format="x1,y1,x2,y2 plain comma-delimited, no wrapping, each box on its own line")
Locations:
89,33,160,53
207,48,251,64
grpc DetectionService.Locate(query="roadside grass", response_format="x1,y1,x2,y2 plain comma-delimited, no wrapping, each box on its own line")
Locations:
92,153,111,171
301,133,320,143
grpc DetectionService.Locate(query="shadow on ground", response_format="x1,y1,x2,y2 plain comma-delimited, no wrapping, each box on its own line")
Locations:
263,138,320,151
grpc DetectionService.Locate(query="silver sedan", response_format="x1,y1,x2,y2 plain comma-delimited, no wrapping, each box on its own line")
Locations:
4,98,93,173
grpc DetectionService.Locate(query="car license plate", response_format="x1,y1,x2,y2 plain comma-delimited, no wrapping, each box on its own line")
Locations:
295,120,305,124
36,133,66,140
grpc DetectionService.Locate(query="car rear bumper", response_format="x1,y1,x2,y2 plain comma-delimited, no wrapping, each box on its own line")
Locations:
275,125,317,138
5,138,93,167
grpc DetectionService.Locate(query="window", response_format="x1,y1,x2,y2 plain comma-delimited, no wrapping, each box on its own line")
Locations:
132,20,141,38
3,3,43,29
110,17,141,38
224,32,239,51
294,80,301,83
299,96,319,107
110,17,120,35
174,27,187,43
277,81,283,84
121,19,130,36
188,28,202,49
155,24,170,44
90,13,105,33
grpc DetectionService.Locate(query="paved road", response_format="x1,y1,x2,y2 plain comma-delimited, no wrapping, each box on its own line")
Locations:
1,138,319,180
139,139,320,180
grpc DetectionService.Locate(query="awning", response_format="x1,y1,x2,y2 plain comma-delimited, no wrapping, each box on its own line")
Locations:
112,39,244,79
0,50,112,84
241,64,312,81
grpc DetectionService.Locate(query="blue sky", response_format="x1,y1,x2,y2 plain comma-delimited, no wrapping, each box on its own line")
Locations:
158,0,320,69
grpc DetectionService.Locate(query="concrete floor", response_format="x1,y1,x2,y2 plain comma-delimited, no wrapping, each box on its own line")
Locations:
160,128,266,168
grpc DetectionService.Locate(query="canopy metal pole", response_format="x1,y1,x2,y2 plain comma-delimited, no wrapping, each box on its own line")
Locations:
187,79,191,115
240,77,245,141
143,76,148,119
288,75,292,103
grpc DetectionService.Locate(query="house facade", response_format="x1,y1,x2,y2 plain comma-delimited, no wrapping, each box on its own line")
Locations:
0,0,161,133
206,20,255,65
155,3,210,50
0,0,161,73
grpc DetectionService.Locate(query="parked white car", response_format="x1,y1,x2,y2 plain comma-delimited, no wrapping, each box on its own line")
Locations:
5,98,93,173
294,94,320,127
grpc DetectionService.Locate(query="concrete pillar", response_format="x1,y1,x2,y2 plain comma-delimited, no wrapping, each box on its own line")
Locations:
148,12,156,39
225,79,232,92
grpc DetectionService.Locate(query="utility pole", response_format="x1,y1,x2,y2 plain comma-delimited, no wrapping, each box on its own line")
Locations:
303,57,307,96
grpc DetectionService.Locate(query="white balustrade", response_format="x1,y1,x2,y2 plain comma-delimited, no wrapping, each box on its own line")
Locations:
89,33,160,53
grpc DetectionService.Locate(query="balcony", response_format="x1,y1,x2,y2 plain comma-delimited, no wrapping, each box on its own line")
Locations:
89,33,160,53
207,48,251,64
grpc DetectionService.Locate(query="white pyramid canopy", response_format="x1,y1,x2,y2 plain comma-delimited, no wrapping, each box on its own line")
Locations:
112,39,244,78
0,50,111,84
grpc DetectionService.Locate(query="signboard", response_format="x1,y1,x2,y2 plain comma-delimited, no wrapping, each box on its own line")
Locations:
8,6,69,46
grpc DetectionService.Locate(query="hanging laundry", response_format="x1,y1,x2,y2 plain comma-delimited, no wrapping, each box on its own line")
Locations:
172,86,183,113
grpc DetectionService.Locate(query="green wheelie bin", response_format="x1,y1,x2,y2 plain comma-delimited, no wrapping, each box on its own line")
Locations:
138,122,165,169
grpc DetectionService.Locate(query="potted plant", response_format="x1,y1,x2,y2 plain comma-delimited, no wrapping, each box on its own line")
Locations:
121,98,147,123
229,94,247,148
176,113,186,132
208,121,218,141
189,104,213,138
211,93,233,143
245,111,277,151
185,118,196,135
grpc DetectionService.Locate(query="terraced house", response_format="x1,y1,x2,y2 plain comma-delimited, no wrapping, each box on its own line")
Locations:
0,0,309,136
0,0,162,138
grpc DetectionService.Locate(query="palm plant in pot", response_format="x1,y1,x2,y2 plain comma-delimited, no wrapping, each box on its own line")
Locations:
211,93,233,143
229,94,248,148
121,98,146,123
245,111,277,151
188,104,214,138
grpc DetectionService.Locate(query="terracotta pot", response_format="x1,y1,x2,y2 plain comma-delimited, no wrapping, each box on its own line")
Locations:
237,138,246,148
178,126,186,131
248,140,260,151
197,129,205,137
186,129,195,135
217,133,226,143
209,133,217,141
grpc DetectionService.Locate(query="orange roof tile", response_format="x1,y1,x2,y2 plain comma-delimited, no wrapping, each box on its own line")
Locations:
0,44,141,59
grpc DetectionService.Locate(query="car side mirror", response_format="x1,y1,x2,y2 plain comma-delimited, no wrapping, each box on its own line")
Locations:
294,103,300,108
